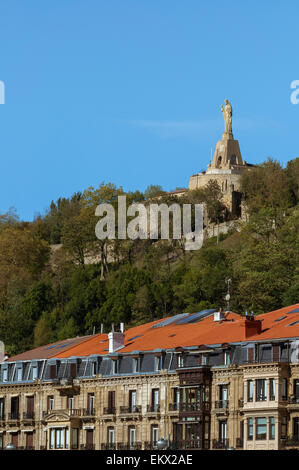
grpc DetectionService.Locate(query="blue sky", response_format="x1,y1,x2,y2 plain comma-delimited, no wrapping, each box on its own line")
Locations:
0,0,298,221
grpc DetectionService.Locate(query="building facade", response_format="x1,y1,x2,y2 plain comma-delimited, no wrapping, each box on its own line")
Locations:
1,305,299,450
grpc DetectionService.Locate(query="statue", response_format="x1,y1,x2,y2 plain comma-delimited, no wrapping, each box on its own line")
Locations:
221,99,233,135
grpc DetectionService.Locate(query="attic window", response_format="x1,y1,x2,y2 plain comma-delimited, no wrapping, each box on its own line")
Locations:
274,316,287,322
287,321,299,327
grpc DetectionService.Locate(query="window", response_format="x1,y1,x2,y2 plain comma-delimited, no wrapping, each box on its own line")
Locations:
256,379,267,401
3,369,8,382
154,356,161,371
48,395,54,410
92,362,97,376
132,358,138,373
129,426,136,448
224,350,230,366
17,368,22,381
107,391,115,413
201,354,208,366
108,427,115,444
32,366,38,380
247,380,253,402
269,379,276,400
50,427,69,449
247,418,253,440
282,378,288,400
112,360,118,375
256,417,267,440
269,417,275,440
72,428,78,449
151,425,159,444
152,389,159,411
68,396,74,410
88,393,95,412
173,388,180,411
0,398,4,419
281,416,287,439
178,354,184,368
129,390,137,411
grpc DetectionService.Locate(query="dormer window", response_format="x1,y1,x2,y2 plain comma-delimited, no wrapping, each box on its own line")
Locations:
132,358,138,373
154,356,161,371
32,366,38,380
112,360,118,375
178,354,184,368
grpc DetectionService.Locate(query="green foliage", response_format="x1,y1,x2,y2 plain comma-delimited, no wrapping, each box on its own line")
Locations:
1,165,298,355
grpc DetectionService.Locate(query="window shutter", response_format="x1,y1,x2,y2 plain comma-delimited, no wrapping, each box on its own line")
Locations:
273,345,279,362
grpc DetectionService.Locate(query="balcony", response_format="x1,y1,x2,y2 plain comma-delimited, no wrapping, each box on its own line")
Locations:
288,396,299,406
80,444,95,450
144,441,158,450
103,407,116,415
119,406,141,419
81,408,96,422
117,442,142,450
42,408,82,419
7,412,20,423
169,403,179,412
177,439,207,450
179,402,210,412
281,436,299,447
101,443,117,450
146,404,160,417
214,400,229,410
22,411,35,422
212,439,229,449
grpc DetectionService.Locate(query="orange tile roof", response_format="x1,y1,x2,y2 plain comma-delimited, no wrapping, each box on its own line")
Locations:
54,303,299,358
8,304,299,361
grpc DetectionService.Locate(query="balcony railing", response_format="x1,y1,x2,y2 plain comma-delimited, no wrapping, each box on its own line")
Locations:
8,412,20,420
23,411,35,420
103,407,116,415
144,441,158,450
82,408,96,416
214,400,229,409
281,436,299,447
101,443,117,450
117,442,142,450
178,439,202,450
169,403,179,412
119,406,141,414
43,408,82,418
212,439,229,449
146,404,160,413
80,444,95,450
289,396,299,404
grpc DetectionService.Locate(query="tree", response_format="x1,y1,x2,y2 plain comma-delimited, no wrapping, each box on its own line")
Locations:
144,185,164,199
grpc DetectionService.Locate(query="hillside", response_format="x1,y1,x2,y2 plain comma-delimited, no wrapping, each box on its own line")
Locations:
0,157,298,356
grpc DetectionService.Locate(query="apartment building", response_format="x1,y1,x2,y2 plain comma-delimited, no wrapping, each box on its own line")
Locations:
0,304,299,450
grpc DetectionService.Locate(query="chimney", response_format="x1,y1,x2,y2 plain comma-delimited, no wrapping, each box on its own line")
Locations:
244,317,262,338
120,323,124,333
108,325,125,353
100,324,104,334
214,308,226,322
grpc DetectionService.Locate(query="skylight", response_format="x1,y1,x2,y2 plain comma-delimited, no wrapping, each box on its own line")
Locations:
274,316,287,322
287,320,299,327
